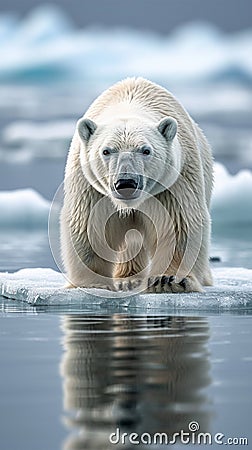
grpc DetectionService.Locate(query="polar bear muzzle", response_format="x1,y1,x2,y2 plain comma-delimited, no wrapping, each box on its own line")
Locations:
112,174,143,200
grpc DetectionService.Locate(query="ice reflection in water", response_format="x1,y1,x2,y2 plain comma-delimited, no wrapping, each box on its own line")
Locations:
60,315,212,449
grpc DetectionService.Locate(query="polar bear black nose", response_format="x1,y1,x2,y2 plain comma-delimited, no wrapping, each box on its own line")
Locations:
115,178,137,191
114,178,138,198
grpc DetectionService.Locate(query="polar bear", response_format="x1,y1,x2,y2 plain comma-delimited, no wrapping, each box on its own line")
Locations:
61,77,213,293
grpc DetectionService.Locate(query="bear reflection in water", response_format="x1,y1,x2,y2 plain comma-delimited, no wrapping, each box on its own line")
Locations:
60,315,211,449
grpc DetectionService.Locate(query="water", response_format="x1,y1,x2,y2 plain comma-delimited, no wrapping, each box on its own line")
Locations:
1,232,252,449
0,309,251,450
0,230,56,272
211,225,252,270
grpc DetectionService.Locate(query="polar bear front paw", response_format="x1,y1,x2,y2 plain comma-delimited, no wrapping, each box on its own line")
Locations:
114,278,143,292
146,275,202,293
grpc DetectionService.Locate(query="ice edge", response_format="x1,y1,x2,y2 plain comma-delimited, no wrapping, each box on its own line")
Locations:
1,267,252,310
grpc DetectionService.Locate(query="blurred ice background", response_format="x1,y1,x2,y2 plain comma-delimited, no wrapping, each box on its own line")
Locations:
0,0,251,271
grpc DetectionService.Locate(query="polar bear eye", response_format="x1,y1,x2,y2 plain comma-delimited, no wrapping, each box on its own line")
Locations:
141,146,152,156
102,148,111,156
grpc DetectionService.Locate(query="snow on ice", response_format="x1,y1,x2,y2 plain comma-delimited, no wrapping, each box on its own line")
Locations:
1,267,252,310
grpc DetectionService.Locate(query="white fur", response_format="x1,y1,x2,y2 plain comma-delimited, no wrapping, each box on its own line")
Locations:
61,77,213,292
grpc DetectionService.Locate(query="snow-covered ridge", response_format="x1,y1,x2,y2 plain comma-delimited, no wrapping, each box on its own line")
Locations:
0,4,252,84
0,163,251,227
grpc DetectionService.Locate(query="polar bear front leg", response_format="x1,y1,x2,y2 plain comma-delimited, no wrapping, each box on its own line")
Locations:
113,243,150,292
64,254,115,290
61,218,114,289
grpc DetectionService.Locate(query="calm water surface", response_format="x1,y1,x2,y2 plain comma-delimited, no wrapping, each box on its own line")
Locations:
0,307,252,450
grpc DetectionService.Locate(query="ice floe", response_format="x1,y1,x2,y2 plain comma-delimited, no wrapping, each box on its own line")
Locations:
1,267,252,310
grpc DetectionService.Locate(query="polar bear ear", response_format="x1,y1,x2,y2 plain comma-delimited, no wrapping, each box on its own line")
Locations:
158,116,177,141
77,118,97,142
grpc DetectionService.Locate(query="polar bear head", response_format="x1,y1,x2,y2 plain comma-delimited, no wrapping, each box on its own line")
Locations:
77,116,182,209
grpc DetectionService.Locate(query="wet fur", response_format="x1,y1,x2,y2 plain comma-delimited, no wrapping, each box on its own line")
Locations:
61,77,213,292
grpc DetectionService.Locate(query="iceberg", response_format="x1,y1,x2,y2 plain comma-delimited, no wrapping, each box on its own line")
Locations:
3,120,75,145
0,189,50,228
1,267,252,310
212,163,252,224
0,5,252,84
2,119,75,161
